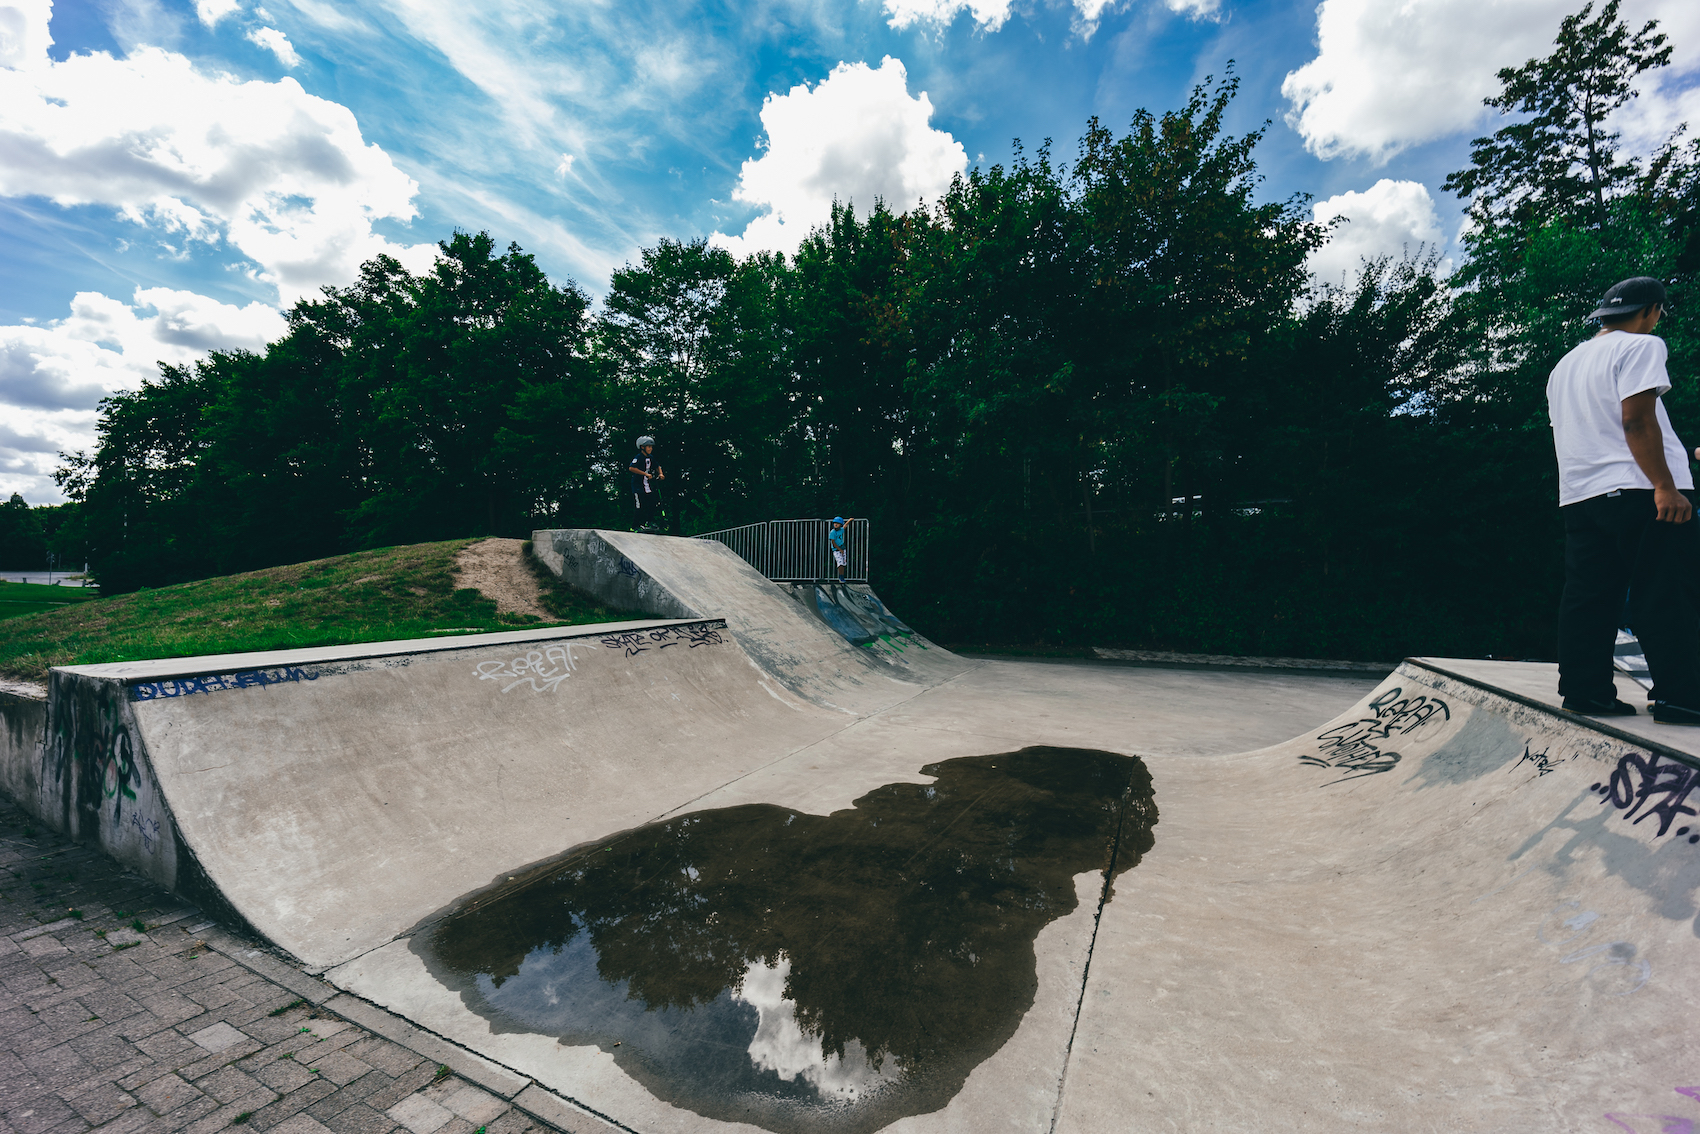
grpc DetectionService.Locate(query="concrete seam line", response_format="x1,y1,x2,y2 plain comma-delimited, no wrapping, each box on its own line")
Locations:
512,1083,637,1134
1405,658,1700,773
1047,786,1133,1134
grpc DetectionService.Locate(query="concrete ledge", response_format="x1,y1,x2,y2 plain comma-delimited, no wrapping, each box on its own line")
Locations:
1407,657,1700,772
322,993,532,1100
55,617,714,681
512,1084,631,1134
200,924,340,1005
1091,647,1397,674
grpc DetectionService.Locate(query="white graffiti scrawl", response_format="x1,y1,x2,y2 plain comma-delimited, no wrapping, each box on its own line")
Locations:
474,646,583,694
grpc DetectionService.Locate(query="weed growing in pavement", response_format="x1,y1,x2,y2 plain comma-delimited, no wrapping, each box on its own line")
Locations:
432,1065,451,1083
233,1114,252,1125
130,918,145,931
269,999,306,1016
67,908,82,918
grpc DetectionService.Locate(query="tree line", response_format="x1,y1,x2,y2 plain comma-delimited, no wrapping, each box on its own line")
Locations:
45,1,1700,660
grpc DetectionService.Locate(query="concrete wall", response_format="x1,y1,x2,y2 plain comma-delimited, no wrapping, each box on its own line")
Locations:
0,681,47,821
531,528,698,619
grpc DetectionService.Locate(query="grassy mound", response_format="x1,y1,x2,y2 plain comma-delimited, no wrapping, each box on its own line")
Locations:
0,540,636,683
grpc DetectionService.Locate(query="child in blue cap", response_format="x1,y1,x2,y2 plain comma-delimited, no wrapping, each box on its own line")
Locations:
827,516,853,582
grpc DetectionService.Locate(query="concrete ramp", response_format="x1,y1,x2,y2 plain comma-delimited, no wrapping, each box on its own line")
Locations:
32,619,857,971
323,657,1700,1133
1056,658,1700,1133
531,528,971,712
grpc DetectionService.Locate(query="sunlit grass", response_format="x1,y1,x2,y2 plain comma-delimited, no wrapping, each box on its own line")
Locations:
0,540,633,683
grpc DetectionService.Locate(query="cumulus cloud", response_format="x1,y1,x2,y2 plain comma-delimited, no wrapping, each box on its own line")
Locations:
0,0,51,70
246,26,301,68
1308,179,1446,286
0,288,286,501
195,0,241,27
1162,0,1220,18
0,1,433,303
713,57,966,257
1282,0,1700,164
882,0,1013,31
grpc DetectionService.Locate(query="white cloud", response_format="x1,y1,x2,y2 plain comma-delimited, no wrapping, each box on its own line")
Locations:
882,0,1013,31
0,2,434,304
1308,179,1446,286
712,56,967,257
1162,0,1219,18
0,0,52,70
194,0,241,27
554,153,574,178
0,288,286,502
246,26,301,68
1282,0,1700,164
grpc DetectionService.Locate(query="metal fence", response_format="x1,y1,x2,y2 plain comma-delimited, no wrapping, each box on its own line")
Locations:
693,518,869,582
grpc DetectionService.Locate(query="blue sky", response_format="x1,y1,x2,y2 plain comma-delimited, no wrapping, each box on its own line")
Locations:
3,0,1699,502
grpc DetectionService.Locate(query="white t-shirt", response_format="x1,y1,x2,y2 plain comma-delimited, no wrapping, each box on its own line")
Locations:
1547,331,1692,506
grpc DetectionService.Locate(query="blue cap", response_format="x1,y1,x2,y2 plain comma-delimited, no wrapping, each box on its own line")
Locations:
832,516,845,524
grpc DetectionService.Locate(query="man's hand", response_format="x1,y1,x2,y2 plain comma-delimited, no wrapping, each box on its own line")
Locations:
1657,485,1694,524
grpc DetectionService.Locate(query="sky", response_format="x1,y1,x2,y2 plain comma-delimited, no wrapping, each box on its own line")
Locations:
3,0,1700,504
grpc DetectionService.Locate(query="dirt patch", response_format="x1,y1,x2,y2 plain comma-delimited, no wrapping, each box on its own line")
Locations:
453,538,551,621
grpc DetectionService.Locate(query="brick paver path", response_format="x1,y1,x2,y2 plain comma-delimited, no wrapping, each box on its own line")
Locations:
0,804,613,1134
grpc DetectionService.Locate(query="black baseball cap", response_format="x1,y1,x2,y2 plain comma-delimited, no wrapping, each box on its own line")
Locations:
1589,277,1669,320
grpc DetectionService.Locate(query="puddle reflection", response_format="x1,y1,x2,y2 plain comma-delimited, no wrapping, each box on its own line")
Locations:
417,747,1156,1133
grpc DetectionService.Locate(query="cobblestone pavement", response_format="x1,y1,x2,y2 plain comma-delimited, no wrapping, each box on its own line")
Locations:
0,804,619,1134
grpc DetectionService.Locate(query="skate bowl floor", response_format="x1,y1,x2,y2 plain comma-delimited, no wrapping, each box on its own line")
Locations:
5,530,1698,1131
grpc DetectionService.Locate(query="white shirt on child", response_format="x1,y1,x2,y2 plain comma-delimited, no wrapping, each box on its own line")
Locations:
1546,331,1691,507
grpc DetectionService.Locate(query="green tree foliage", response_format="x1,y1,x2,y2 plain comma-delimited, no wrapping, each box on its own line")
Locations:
1442,0,1669,234
53,12,1699,661
0,494,47,567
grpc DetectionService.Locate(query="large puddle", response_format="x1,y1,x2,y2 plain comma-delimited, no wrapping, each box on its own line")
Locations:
415,747,1156,1133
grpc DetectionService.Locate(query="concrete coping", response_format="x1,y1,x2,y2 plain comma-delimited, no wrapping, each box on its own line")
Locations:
1407,656,1700,772
52,617,722,682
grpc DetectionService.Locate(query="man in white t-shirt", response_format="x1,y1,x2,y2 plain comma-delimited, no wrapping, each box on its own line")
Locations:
1547,276,1700,723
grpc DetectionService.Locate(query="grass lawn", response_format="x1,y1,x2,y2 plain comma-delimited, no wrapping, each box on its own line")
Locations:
0,540,636,684
0,581,101,622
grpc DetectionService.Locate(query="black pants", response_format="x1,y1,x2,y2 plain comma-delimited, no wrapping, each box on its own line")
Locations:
1557,489,1700,705
633,490,660,528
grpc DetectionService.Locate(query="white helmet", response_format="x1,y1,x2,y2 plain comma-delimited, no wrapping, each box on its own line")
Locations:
636,435,655,448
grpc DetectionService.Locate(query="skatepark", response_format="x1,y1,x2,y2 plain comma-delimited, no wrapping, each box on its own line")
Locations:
2,529,1697,1133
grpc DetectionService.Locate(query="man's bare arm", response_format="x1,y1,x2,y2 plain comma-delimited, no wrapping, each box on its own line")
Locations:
1622,389,1693,523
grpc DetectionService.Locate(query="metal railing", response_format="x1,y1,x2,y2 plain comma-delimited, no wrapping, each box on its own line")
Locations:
694,519,869,583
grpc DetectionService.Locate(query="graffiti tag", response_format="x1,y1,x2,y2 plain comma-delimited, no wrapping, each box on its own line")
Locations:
131,666,318,702
1538,899,1650,996
1515,744,1564,777
599,624,726,657
617,556,640,578
129,810,162,853
1299,687,1451,784
474,646,582,694
1590,752,1700,839
1606,1088,1700,1132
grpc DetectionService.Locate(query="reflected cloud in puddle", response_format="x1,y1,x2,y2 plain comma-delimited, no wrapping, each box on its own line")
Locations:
417,747,1157,1133
737,956,898,1101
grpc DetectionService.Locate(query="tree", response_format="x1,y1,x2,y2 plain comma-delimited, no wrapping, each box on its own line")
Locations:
594,239,791,532
1442,0,1671,237
0,493,47,567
